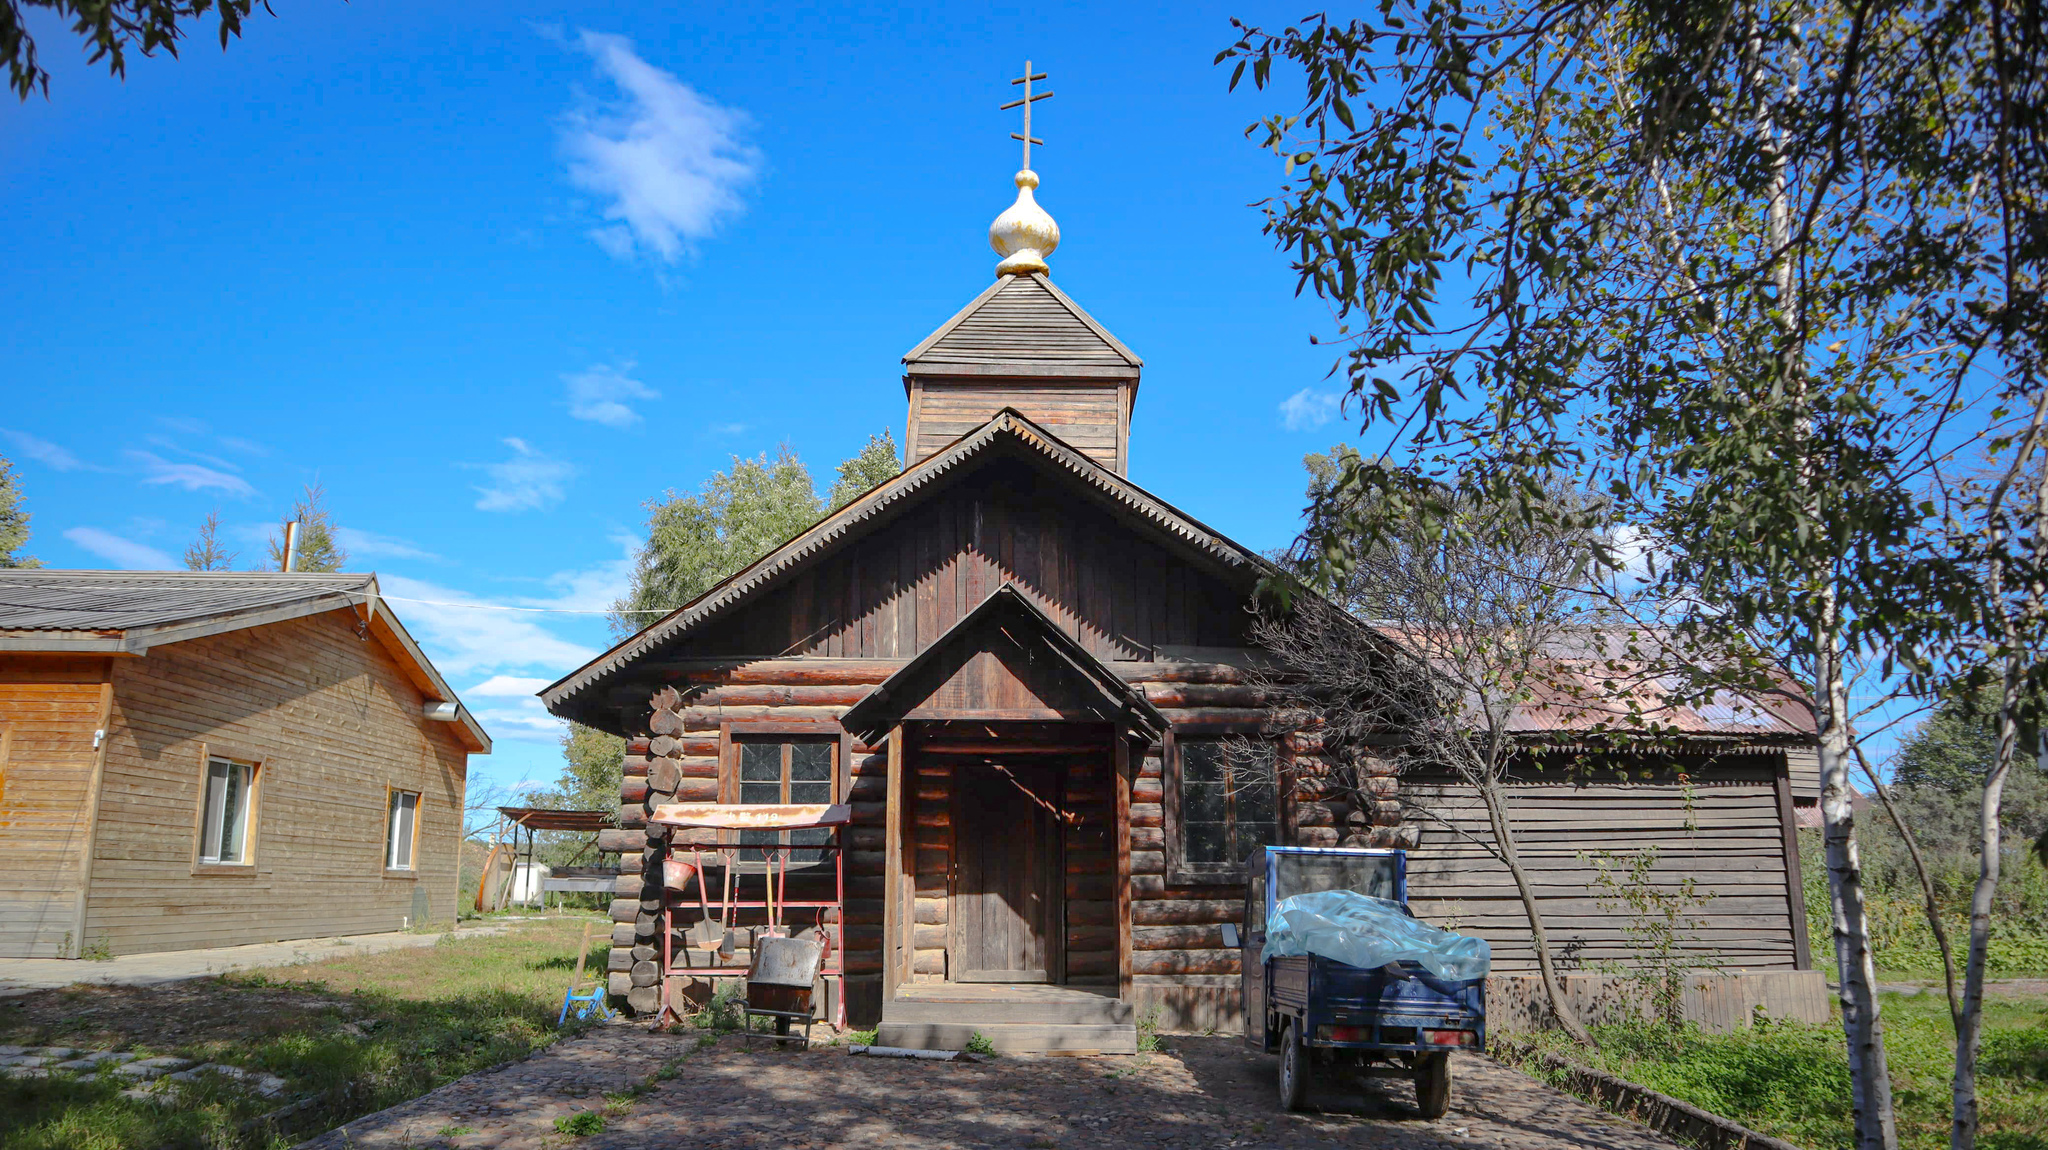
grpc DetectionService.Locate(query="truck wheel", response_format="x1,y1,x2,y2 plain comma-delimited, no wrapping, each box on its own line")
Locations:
1277,1021,1311,1111
1415,1051,1452,1119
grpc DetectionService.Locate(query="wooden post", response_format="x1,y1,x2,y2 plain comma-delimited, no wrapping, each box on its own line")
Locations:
884,723,905,1002
1774,753,1813,970
1114,734,1134,1003
67,675,115,959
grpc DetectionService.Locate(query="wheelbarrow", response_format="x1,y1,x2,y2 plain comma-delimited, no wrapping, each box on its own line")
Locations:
743,933,825,1046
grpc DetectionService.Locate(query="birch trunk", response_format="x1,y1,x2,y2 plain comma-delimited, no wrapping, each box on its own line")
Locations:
1817,641,1899,1150
1478,776,1595,1045
1950,679,2017,1150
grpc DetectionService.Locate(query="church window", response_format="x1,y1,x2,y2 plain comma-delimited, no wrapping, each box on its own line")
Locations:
1167,732,1282,883
725,732,840,864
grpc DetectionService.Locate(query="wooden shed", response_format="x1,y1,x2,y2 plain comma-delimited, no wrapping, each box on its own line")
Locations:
0,571,489,959
541,180,1826,1048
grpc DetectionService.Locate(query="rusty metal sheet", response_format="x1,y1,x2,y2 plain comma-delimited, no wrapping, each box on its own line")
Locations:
649,802,852,830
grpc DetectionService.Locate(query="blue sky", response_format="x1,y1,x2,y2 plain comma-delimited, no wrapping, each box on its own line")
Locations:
3,2,1351,794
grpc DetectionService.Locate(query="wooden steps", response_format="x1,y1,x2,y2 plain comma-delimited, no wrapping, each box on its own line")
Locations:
876,984,1137,1054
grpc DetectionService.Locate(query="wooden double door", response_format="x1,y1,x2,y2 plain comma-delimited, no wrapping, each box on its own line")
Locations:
949,761,1065,983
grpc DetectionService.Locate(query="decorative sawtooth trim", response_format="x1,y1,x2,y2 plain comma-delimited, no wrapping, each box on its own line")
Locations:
541,409,1274,708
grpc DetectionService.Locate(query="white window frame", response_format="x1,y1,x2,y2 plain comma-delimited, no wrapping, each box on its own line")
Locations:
199,756,257,866
385,788,421,871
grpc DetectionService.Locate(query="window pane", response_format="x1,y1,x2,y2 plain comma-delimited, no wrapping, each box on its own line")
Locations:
1186,820,1230,865
217,763,248,863
790,825,830,864
739,827,774,863
202,760,228,862
739,781,781,805
397,794,416,869
790,743,831,783
1233,749,1278,858
740,743,781,782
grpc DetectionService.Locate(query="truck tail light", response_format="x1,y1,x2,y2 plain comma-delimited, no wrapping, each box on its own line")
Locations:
1320,1025,1371,1043
1425,1029,1478,1047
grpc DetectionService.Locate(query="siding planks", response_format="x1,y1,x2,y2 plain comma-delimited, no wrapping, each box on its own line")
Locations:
0,656,111,958
83,608,470,955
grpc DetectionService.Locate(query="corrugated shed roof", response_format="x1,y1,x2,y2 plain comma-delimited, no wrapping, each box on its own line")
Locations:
0,570,373,632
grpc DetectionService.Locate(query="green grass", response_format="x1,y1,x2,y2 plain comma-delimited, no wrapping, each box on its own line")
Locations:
553,1112,606,1136
0,915,613,1150
1503,990,2048,1150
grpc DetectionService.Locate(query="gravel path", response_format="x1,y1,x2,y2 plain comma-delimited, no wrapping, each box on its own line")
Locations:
296,1024,1686,1150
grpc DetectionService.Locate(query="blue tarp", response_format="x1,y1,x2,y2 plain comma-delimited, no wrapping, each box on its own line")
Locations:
1266,891,1492,981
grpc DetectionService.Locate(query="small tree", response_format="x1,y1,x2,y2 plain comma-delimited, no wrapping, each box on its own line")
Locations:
1245,462,1672,1044
265,483,348,573
827,431,901,510
0,454,36,568
182,509,237,571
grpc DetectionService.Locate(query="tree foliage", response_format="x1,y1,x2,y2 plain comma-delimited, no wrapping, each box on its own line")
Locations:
181,508,236,571
4,0,266,100
826,430,901,510
1223,5,2047,1143
608,435,898,637
0,454,37,568
265,482,347,573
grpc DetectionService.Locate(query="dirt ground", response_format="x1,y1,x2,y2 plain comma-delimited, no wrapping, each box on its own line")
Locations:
300,1024,1686,1150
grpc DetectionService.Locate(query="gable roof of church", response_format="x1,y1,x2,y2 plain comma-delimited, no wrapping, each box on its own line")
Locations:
838,582,1171,743
902,273,1142,373
540,408,1270,712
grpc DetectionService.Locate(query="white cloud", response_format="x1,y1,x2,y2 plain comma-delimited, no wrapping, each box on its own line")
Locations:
158,415,209,435
564,362,660,427
63,527,177,570
1279,388,1343,432
129,450,258,497
469,675,556,698
1,428,86,471
145,435,242,474
559,30,760,263
470,438,575,512
217,436,269,456
334,527,441,562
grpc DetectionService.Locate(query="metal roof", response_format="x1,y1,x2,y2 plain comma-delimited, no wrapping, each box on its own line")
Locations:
0,571,374,634
0,570,491,752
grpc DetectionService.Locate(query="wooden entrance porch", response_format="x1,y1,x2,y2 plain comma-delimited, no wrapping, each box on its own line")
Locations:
839,586,1167,1052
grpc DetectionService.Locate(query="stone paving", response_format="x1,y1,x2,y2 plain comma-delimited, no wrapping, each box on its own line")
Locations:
0,1042,286,1102
295,1023,1686,1150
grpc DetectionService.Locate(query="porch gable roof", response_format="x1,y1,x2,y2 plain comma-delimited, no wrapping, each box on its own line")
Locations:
839,583,1170,744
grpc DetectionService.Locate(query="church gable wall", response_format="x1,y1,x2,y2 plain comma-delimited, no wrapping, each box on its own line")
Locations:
680,459,1252,662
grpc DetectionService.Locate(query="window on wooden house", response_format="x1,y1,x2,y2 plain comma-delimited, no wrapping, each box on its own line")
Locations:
385,789,421,870
1172,736,1280,880
729,736,838,864
200,757,257,865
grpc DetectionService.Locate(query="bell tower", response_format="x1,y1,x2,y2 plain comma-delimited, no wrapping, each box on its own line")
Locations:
901,63,1143,475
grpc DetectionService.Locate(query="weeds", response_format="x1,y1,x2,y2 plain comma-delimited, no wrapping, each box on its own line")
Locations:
1502,990,2048,1150
437,1126,476,1137
1136,1007,1165,1054
841,1028,878,1046
964,1031,996,1057
79,935,115,962
552,1112,605,1137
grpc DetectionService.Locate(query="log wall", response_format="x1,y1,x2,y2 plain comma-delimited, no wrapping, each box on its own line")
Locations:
82,609,470,955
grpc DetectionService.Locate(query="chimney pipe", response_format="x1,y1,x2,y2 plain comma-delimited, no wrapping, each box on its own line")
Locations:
281,520,301,572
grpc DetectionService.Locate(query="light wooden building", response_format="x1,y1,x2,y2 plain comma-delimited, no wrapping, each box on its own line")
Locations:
0,571,489,959
541,163,1826,1049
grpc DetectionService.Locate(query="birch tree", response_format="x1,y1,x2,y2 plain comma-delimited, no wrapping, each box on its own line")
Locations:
1223,4,2042,1146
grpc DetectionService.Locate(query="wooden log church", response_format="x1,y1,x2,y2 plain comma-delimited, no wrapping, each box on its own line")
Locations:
541,108,1826,1048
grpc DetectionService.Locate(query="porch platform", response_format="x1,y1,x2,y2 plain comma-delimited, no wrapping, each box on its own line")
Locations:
876,984,1137,1054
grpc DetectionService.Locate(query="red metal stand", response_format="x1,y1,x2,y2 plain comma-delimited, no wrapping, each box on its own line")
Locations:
648,805,850,1031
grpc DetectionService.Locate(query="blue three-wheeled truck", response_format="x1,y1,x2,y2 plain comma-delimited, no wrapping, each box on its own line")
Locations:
1226,846,1487,1117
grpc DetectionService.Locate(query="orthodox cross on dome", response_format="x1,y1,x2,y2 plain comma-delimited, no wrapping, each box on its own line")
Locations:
1001,62,1052,171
